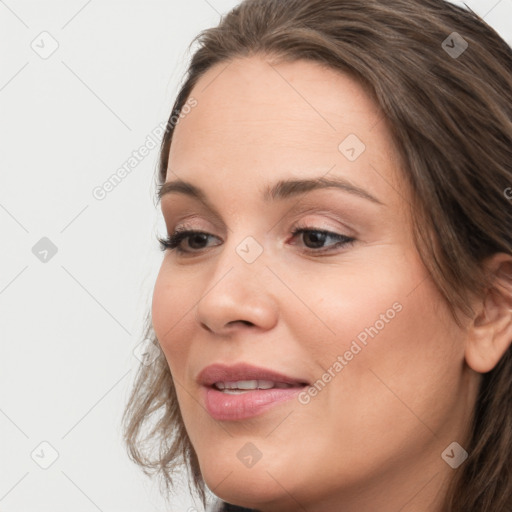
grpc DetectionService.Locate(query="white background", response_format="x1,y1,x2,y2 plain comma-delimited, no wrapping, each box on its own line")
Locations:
0,1,510,511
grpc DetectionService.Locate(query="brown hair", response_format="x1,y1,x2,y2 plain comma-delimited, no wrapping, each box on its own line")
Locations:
122,0,512,510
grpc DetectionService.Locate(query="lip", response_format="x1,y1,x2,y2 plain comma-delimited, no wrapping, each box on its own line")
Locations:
197,363,309,421
197,362,309,387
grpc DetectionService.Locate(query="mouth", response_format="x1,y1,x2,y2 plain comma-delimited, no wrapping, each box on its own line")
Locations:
197,363,309,421
212,379,304,393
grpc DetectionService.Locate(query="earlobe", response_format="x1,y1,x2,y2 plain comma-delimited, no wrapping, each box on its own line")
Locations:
465,254,512,374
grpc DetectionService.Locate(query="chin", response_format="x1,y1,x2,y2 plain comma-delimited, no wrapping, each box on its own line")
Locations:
198,447,299,509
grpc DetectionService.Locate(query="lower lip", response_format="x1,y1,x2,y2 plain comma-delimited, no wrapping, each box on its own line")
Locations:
202,386,304,421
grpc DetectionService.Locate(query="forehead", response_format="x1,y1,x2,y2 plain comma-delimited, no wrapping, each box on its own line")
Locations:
167,55,407,208
172,56,380,149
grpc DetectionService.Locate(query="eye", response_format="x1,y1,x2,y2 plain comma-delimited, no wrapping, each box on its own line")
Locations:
157,227,219,254
289,223,356,253
157,224,356,255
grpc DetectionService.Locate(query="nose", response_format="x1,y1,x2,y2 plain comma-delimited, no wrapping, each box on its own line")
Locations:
195,244,279,336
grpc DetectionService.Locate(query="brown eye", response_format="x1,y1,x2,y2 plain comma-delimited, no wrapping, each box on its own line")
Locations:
158,230,220,254
290,227,356,253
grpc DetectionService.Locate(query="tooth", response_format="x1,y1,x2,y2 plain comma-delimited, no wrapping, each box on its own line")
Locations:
256,380,275,389
213,380,296,391
235,380,259,390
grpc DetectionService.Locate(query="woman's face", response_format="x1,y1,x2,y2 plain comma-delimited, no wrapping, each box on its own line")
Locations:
152,55,479,512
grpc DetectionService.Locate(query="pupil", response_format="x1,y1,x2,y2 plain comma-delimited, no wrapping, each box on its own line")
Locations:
189,234,208,249
304,231,326,248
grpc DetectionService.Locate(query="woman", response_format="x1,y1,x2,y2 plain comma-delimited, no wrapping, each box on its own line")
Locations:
122,0,512,510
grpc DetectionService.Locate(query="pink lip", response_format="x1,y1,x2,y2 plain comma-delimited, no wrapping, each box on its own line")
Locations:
197,363,308,421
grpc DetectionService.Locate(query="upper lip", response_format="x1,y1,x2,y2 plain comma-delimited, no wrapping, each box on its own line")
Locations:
197,363,309,387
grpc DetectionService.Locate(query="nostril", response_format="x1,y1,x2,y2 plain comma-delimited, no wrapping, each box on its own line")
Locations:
228,320,253,327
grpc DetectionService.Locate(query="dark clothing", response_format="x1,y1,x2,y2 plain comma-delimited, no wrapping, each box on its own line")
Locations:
223,504,255,512
208,499,255,511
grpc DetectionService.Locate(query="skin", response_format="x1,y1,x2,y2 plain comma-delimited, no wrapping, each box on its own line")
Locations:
151,55,511,512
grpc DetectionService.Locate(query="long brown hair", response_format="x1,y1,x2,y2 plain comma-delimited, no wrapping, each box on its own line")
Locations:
122,0,512,510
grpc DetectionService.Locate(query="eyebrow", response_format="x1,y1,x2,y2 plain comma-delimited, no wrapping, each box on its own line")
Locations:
158,175,383,206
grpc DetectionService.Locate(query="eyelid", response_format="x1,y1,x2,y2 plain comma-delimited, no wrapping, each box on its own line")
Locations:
163,206,360,240
166,217,216,235
286,211,358,239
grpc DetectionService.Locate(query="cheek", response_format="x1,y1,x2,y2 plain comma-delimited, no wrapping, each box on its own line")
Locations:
295,246,464,429
296,246,419,363
151,264,197,367
339,287,461,430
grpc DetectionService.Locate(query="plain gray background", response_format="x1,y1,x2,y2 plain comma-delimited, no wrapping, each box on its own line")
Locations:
0,1,511,511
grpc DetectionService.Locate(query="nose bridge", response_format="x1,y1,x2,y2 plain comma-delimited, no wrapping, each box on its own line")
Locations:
195,230,279,333
209,216,271,287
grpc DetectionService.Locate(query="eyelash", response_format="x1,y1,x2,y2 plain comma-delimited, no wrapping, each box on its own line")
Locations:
157,223,356,256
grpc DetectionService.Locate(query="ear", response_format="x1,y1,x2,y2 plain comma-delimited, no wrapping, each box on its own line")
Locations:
465,253,512,374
